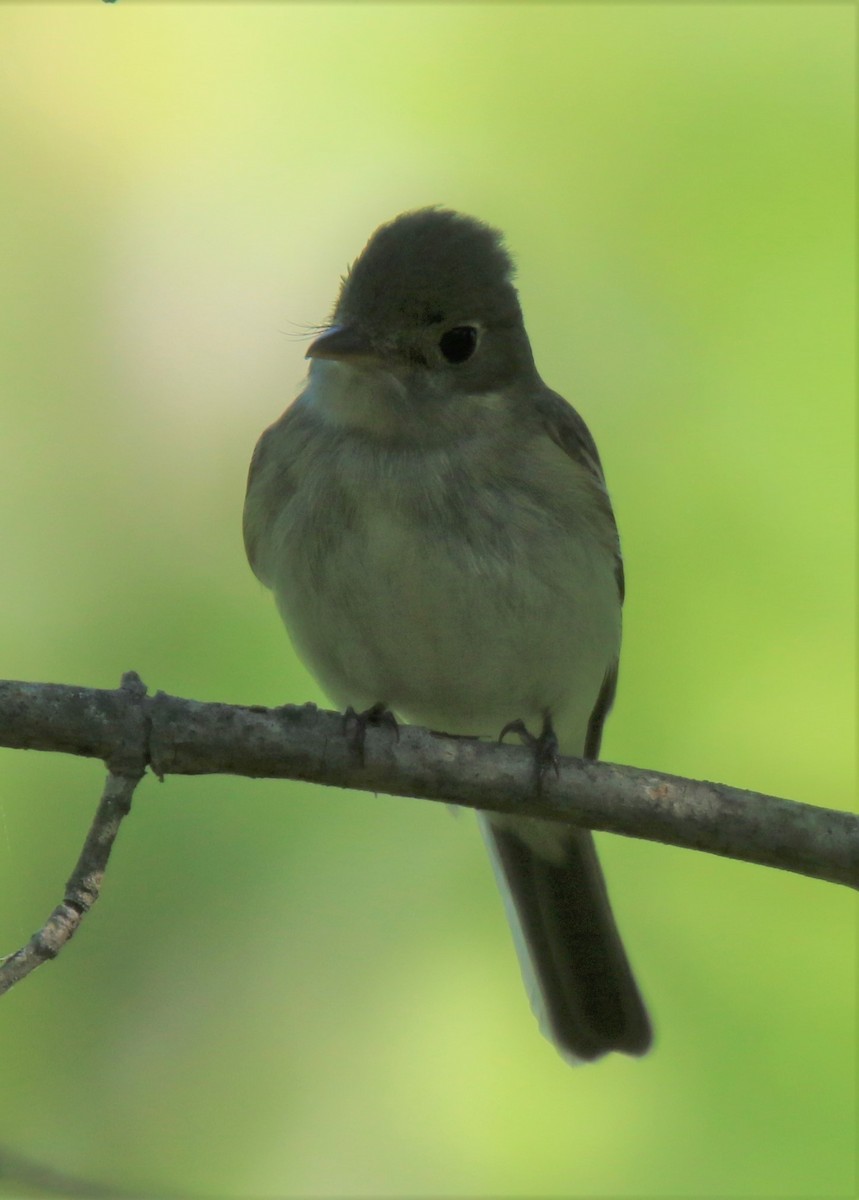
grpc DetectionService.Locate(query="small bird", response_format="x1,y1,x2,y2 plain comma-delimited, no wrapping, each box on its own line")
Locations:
244,208,652,1061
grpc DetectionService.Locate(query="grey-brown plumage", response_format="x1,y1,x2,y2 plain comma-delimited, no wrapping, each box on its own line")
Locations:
244,207,651,1061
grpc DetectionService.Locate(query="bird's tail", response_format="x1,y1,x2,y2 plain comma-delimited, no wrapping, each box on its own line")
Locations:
480,814,652,1062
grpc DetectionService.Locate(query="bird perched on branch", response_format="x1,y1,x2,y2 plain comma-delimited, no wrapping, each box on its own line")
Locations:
244,208,652,1062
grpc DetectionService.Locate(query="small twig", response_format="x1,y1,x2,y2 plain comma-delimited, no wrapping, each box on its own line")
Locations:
0,1143,148,1200
0,766,142,996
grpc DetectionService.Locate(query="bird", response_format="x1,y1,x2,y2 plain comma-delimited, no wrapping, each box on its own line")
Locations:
243,207,652,1061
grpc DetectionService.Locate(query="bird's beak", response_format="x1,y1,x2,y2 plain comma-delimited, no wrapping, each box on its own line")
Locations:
306,324,379,364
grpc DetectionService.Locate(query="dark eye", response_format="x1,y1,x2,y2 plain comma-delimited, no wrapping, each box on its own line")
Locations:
439,325,478,364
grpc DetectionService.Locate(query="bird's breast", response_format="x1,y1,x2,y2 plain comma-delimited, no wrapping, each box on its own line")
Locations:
265,430,620,749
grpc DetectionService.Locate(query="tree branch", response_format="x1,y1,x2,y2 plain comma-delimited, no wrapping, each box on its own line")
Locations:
1,674,855,895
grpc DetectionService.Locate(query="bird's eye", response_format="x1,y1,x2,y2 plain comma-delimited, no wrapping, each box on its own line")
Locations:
439,325,478,364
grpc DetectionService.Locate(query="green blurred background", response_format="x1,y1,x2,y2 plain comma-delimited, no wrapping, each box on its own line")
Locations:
0,3,854,1197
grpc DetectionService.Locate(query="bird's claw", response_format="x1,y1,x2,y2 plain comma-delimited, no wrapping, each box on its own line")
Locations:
343,702,398,765
499,713,560,792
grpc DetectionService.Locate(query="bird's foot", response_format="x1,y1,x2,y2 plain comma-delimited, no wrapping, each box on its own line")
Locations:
343,702,398,765
499,713,559,794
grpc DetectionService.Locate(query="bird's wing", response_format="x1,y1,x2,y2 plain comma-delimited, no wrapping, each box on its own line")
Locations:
243,409,298,585
533,388,624,757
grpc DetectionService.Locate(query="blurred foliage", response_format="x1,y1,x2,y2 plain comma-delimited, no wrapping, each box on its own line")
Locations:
0,4,854,1198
